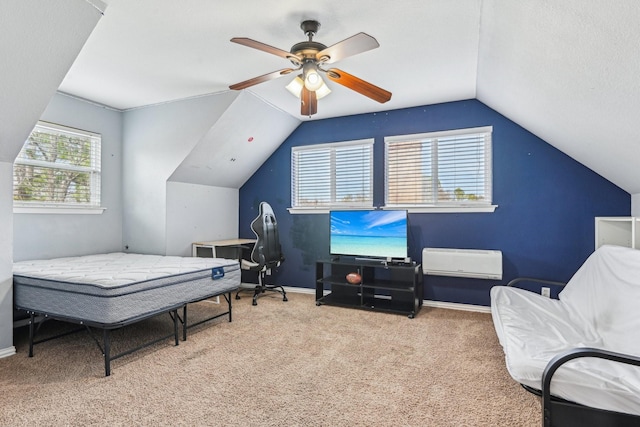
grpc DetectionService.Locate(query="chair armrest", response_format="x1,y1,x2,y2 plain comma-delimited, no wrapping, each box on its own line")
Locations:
541,347,640,427
506,277,566,288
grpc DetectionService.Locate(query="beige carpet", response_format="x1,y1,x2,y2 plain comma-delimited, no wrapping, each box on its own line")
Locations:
0,292,540,426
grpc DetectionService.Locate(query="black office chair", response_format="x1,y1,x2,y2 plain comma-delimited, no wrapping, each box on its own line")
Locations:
236,201,287,306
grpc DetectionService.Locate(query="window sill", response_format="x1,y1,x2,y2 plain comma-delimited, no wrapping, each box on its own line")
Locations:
288,205,498,214
14,206,106,215
393,205,498,213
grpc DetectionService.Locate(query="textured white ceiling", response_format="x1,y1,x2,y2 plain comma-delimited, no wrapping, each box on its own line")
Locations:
168,91,300,188
59,0,481,115
477,1,640,195
56,0,640,194
0,0,104,162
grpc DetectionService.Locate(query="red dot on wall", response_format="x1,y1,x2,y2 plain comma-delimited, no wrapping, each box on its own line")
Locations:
248,136,254,142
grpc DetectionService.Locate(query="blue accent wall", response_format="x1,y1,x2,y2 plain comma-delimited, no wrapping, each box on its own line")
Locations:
239,100,629,306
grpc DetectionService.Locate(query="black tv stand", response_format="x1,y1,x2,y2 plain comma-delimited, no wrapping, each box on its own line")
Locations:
315,259,423,318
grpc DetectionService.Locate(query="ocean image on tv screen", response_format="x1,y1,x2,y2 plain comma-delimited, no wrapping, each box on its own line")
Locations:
330,210,407,258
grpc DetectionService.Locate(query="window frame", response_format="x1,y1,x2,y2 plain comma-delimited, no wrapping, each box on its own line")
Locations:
13,121,105,215
384,126,497,213
289,139,374,214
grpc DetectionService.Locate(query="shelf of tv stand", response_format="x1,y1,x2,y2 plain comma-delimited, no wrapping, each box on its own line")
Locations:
315,259,423,318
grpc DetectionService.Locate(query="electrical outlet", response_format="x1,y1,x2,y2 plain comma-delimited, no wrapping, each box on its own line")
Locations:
541,287,551,298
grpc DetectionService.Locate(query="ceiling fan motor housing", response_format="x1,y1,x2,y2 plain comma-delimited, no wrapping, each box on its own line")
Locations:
289,20,328,65
289,41,327,64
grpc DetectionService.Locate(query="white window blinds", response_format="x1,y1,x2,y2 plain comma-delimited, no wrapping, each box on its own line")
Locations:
291,139,373,208
13,121,102,208
385,127,492,206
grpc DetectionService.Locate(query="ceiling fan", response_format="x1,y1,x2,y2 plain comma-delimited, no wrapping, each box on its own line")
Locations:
229,20,392,116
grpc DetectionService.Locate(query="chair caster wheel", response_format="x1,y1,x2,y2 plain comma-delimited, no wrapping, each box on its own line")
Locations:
252,300,258,306
235,295,241,300
283,296,288,302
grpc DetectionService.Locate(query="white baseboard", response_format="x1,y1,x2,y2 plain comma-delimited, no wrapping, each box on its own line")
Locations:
0,346,16,359
284,286,491,313
283,286,315,295
422,299,491,313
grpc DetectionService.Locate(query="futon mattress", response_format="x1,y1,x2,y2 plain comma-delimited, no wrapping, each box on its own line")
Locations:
13,252,240,326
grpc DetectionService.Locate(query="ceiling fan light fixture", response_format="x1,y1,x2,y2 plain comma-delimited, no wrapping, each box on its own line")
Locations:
302,62,324,91
229,20,391,117
315,81,331,99
285,76,304,97
305,71,323,91
286,75,331,100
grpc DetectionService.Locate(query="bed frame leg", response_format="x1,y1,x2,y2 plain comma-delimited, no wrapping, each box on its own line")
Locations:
182,305,188,341
103,329,111,377
227,292,232,322
173,309,179,346
28,313,35,357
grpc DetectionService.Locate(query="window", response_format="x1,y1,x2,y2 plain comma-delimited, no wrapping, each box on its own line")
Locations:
291,139,373,210
13,121,102,211
385,127,493,209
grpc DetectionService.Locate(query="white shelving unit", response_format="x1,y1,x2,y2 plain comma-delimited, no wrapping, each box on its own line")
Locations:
595,217,640,249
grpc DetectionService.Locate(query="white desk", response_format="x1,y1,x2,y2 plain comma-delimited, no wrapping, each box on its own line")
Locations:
192,238,256,258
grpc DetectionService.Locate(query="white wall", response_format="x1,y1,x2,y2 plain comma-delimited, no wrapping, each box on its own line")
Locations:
13,94,124,261
0,0,105,357
632,193,640,217
165,182,239,256
0,162,15,357
122,92,238,255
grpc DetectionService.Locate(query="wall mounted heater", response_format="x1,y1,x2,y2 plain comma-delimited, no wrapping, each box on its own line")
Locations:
422,248,503,280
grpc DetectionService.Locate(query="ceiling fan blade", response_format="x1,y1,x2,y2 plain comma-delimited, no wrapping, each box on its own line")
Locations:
316,33,379,64
301,86,318,116
231,37,302,63
229,68,296,90
324,68,392,103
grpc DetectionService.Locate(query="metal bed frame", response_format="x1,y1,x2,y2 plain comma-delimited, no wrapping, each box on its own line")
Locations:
506,278,640,426
24,291,235,376
518,348,640,426
538,347,640,427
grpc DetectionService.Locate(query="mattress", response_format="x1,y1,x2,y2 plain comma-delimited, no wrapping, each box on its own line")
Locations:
13,252,240,327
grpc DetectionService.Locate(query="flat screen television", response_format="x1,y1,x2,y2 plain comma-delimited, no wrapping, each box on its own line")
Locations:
330,209,408,260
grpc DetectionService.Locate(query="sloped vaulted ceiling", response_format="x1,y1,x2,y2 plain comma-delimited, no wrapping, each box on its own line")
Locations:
50,0,640,194
168,91,300,188
0,0,106,162
477,1,640,194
